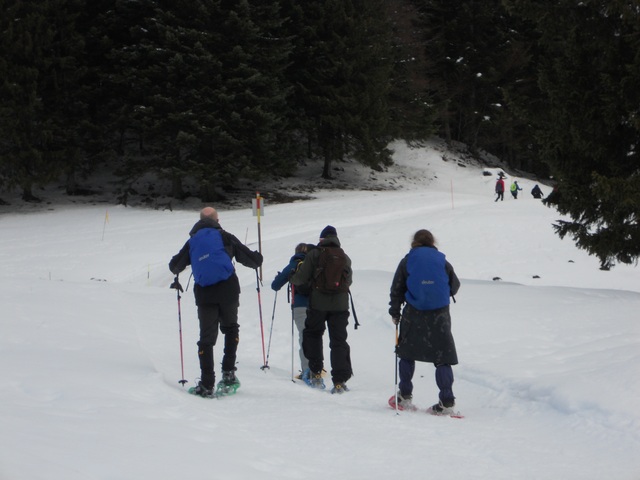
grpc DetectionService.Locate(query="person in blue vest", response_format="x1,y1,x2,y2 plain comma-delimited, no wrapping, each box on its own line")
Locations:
169,207,263,397
388,229,460,414
271,243,313,381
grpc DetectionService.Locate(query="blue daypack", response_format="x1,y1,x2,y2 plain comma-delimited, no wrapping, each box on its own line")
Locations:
405,247,451,310
188,228,234,286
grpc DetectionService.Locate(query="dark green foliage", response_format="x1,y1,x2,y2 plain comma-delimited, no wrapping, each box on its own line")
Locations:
2,0,639,269
0,0,453,195
212,0,295,183
102,0,220,198
385,0,438,142
281,0,396,178
506,0,640,268
0,0,87,200
412,0,529,158
80,0,295,202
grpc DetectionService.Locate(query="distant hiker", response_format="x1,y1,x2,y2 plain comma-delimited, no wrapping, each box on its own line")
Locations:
531,184,544,199
271,242,314,381
510,180,523,199
388,229,461,415
169,207,263,398
291,225,353,394
495,176,505,202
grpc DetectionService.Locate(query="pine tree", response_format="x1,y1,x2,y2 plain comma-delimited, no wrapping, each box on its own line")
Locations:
206,0,294,190
281,0,395,178
413,0,516,155
347,0,396,170
0,0,86,201
506,0,640,268
85,0,222,200
84,0,294,201
385,0,438,142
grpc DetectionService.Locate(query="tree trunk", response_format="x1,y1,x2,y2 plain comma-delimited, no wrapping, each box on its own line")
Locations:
172,176,184,199
21,183,40,202
322,155,332,179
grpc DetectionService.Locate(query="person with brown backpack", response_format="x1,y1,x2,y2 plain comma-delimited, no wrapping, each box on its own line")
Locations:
291,225,353,394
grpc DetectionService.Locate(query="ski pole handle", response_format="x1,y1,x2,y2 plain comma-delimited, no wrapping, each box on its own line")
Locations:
170,275,183,292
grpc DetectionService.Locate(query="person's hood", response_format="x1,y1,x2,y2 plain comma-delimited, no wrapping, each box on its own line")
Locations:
189,218,221,236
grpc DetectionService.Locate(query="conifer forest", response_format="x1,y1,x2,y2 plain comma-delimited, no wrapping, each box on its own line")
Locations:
1,0,639,267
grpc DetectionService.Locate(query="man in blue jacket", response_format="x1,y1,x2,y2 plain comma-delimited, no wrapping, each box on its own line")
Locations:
169,207,263,397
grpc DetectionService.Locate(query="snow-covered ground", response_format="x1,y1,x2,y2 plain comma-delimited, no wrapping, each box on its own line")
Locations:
1,140,639,479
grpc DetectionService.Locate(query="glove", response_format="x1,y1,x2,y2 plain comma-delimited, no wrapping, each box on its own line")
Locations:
392,316,400,325
288,266,300,282
169,276,184,292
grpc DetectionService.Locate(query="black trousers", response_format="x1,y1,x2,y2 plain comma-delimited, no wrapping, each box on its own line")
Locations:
303,309,352,384
197,302,239,386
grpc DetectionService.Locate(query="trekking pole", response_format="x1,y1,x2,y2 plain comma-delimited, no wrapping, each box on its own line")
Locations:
170,275,188,386
256,270,268,370
263,290,278,370
394,322,399,414
349,291,360,329
290,284,295,382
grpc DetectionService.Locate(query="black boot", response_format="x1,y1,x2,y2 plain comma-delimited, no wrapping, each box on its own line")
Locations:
191,381,215,398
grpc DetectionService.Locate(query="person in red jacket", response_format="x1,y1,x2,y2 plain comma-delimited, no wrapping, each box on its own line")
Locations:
495,174,505,202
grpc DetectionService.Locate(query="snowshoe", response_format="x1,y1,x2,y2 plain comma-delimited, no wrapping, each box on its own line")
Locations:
426,401,464,418
216,371,240,396
188,381,216,399
388,393,417,411
305,372,326,389
330,382,349,394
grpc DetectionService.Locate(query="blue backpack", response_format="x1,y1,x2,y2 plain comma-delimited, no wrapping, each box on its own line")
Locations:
405,247,451,310
189,228,234,286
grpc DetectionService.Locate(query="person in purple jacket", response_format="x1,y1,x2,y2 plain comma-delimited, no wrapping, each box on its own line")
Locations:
388,229,460,414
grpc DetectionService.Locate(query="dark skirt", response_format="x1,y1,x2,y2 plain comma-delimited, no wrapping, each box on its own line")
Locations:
396,304,458,365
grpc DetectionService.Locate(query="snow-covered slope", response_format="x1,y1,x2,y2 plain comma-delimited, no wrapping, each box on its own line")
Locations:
1,140,639,480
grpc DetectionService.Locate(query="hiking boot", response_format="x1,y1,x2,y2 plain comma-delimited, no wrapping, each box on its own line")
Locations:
221,370,239,386
428,400,456,415
216,371,241,396
191,381,215,398
308,372,325,389
330,382,349,394
388,392,415,411
398,392,412,407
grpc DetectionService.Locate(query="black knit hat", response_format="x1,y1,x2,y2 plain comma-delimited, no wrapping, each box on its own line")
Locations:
320,225,337,238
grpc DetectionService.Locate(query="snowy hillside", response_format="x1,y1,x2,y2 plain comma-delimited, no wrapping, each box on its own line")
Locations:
1,140,639,480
